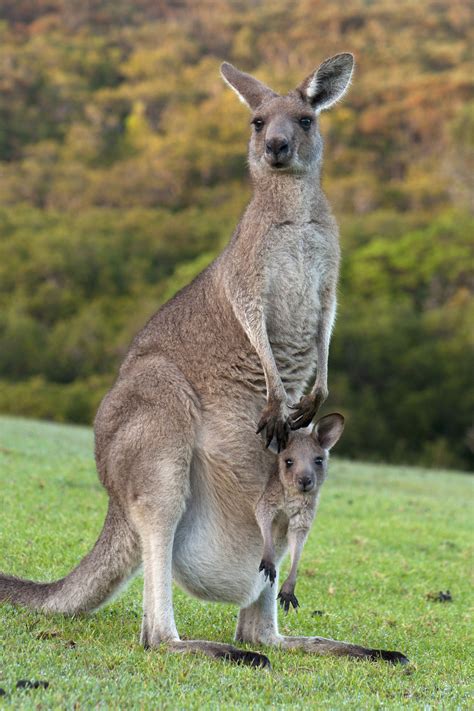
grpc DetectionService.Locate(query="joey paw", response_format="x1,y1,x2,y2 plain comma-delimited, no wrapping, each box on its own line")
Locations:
259,559,276,585
277,590,299,613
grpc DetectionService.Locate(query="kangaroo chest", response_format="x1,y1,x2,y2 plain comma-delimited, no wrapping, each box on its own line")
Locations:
264,223,335,389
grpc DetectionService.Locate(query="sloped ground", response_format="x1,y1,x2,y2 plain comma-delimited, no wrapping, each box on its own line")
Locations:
0,416,472,709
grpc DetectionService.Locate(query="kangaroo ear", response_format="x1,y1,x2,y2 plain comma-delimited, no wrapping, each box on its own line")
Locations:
313,413,345,450
297,53,354,111
221,62,277,110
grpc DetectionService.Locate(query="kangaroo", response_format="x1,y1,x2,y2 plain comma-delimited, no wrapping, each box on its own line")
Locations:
256,413,344,613
0,55,408,667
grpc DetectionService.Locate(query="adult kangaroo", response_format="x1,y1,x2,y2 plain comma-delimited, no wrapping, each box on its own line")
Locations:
0,55,408,667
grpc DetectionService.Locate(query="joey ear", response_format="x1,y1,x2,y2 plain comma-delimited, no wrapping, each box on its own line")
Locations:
221,62,277,110
313,413,345,450
297,53,354,111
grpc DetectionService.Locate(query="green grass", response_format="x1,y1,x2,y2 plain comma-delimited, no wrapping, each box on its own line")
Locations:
0,415,472,709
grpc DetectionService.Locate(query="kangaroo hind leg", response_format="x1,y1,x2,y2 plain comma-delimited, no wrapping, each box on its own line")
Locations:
130,430,270,668
121,362,269,667
237,581,408,665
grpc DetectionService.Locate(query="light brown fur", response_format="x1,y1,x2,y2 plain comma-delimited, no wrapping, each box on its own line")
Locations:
0,55,408,667
255,414,344,613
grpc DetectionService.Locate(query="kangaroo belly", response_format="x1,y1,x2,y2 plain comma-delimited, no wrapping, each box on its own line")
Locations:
172,508,264,606
172,430,288,606
173,507,289,606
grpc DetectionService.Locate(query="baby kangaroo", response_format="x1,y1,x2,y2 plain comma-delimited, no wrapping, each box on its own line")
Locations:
255,413,344,612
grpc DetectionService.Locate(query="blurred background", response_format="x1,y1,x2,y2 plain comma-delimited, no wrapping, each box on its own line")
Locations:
0,0,472,470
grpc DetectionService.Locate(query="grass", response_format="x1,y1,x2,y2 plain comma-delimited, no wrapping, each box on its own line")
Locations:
0,415,472,709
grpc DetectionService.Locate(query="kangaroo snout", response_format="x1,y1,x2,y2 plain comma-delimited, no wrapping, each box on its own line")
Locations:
298,475,314,492
265,135,290,166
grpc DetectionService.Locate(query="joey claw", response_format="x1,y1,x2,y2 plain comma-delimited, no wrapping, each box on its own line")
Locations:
259,559,276,585
277,590,299,613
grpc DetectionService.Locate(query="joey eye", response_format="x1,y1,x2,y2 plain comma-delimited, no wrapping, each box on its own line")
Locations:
285,459,294,468
314,457,324,466
299,116,312,130
252,118,264,132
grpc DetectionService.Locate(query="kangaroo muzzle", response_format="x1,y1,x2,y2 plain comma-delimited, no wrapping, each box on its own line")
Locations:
265,135,291,166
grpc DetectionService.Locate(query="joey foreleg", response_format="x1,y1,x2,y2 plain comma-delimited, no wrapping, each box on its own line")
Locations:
277,528,305,612
256,510,278,586
258,537,277,586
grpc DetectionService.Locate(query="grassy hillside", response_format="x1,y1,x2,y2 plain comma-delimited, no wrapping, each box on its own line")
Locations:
0,416,472,709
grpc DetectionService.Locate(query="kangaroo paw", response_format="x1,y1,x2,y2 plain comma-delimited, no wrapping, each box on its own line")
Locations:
256,401,290,452
289,394,318,429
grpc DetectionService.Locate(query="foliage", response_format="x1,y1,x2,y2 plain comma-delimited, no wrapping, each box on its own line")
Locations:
0,416,473,708
0,0,472,469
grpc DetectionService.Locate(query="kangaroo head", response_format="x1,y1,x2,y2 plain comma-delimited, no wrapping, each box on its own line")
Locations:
276,413,345,494
221,54,354,179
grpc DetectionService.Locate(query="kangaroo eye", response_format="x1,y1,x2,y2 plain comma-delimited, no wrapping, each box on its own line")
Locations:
285,459,294,468
314,457,324,466
252,118,264,132
299,117,312,130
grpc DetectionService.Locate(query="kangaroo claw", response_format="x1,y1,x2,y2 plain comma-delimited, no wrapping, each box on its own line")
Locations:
257,402,290,452
289,394,318,429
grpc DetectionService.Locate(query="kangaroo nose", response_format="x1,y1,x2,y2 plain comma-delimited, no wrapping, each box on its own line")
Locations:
298,476,313,492
265,136,289,157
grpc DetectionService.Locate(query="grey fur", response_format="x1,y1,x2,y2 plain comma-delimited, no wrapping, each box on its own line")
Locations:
0,55,408,667
255,414,345,612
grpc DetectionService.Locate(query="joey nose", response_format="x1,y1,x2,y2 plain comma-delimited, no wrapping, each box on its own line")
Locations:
298,476,313,492
265,136,289,159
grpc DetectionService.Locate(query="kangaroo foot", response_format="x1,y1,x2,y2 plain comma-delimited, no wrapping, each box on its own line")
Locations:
277,634,409,664
368,649,410,665
168,640,271,669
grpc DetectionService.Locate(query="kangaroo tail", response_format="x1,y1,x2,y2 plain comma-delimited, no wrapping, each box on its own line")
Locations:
0,500,141,614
